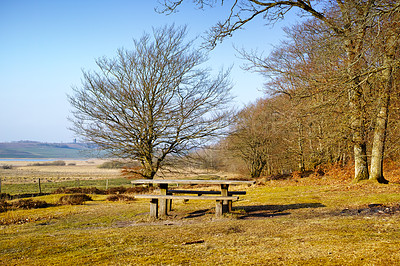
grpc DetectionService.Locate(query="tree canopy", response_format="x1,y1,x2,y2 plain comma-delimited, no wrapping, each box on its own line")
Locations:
69,25,233,179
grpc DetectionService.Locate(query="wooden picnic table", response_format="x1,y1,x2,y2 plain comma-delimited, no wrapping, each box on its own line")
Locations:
131,179,255,218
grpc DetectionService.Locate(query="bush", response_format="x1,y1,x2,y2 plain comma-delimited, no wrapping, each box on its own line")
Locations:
58,194,93,205
29,160,66,167
1,164,13,169
12,199,49,209
98,161,125,169
50,160,66,166
0,193,11,200
0,200,9,213
53,187,105,195
98,160,140,169
106,186,155,194
106,194,136,202
52,185,155,196
106,186,129,194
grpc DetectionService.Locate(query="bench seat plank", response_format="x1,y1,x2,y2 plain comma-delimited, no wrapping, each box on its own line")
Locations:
134,195,238,201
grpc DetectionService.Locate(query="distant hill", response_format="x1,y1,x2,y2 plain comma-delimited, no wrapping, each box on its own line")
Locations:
0,141,96,159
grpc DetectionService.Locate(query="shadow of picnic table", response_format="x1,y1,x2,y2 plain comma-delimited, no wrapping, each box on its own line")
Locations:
183,202,325,219
235,203,326,219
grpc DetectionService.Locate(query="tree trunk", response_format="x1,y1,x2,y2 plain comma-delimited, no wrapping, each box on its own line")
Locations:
369,95,389,183
297,119,305,172
370,34,396,183
248,154,266,178
345,37,370,182
350,88,369,182
142,159,156,179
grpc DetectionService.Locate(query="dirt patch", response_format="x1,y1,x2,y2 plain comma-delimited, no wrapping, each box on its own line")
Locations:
340,204,400,216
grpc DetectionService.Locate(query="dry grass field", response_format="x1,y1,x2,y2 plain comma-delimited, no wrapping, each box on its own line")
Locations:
0,159,119,184
2,161,400,265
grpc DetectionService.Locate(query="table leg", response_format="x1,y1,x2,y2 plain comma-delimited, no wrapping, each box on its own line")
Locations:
215,200,223,217
159,183,168,216
221,184,230,213
150,198,158,218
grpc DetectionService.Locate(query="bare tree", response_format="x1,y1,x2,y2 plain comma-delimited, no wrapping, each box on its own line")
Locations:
227,101,272,178
227,96,298,178
69,25,233,179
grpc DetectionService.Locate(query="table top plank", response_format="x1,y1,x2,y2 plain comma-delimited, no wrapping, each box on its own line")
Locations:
131,179,255,185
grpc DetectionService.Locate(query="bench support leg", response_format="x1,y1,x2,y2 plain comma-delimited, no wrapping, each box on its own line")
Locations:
215,200,223,217
150,198,159,218
227,200,232,212
221,184,230,214
159,184,168,216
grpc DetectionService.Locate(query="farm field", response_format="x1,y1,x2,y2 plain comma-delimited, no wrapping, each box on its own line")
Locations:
1,162,400,265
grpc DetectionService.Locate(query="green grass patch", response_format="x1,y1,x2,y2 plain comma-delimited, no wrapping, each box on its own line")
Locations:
1,178,132,195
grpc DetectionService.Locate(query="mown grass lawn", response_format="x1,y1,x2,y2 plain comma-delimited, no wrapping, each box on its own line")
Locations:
2,179,400,265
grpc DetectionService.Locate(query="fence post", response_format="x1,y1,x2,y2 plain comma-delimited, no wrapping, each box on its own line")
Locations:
38,178,42,194
106,179,109,190
0,178,2,193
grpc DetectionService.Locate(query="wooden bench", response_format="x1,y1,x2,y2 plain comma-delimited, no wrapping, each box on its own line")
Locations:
164,190,245,212
166,189,246,196
134,194,238,218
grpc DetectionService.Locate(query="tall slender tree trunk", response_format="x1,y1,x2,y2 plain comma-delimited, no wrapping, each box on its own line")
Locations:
369,91,390,183
349,83,369,181
346,40,369,182
297,119,305,172
370,34,397,183
351,84,369,182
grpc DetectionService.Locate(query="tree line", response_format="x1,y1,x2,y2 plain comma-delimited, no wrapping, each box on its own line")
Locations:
163,0,399,183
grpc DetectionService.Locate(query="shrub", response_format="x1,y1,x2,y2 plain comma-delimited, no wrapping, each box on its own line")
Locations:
125,186,155,194
53,187,105,195
1,164,13,169
98,160,140,169
58,194,93,205
50,160,66,166
52,186,154,196
29,160,66,166
98,161,125,169
106,194,136,201
0,198,52,212
106,186,155,194
12,199,49,209
106,186,129,194
0,200,9,213
0,193,11,200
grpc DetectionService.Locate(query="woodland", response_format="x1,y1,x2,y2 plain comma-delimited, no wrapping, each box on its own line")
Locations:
163,0,400,183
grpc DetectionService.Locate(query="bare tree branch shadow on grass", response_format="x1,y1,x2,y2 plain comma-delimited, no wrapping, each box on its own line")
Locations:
235,203,326,219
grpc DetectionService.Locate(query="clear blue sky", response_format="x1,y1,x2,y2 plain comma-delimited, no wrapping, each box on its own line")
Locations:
0,0,299,143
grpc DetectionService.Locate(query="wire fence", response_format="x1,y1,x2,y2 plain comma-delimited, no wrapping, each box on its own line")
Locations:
0,177,133,197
